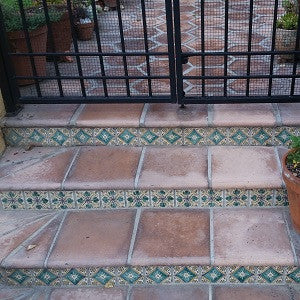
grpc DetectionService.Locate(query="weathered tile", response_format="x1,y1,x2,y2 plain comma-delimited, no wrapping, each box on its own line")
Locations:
174,266,199,283
175,190,200,207
76,104,144,127
225,189,248,207
201,189,224,207
278,103,300,126
137,147,208,189
0,286,33,299
64,147,142,190
101,190,126,209
126,190,150,208
145,266,172,284
131,209,210,265
47,210,135,267
144,103,208,127
75,191,100,209
50,191,75,210
211,146,283,189
213,209,295,265
24,191,51,210
117,266,144,285
71,128,94,146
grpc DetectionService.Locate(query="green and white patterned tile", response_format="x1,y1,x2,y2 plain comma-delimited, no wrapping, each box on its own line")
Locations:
184,128,206,146
33,269,61,286
207,128,228,146
174,266,199,283
225,189,249,207
89,267,116,287
257,266,284,284
117,266,144,285
286,266,300,284
24,191,50,209
116,128,139,146
140,128,160,145
161,128,183,145
251,128,273,146
151,190,175,208
145,266,171,284
75,191,100,209
229,266,255,283
50,191,75,209
3,128,26,146
250,189,273,207
48,128,72,146
126,190,150,208
274,127,297,146
0,191,25,210
94,128,116,146
61,268,88,286
200,190,224,207
6,269,33,286
27,128,47,145
201,266,226,283
228,128,251,146
71,128,94,146
274,189,289,207
175,190,200,207
101,190,126,209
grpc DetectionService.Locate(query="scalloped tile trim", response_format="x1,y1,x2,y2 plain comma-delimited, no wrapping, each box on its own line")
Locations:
3,126,299,147
1,266,299,286
0,189,288,210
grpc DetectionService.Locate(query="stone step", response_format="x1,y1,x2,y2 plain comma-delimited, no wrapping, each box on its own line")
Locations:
1,284,299,299
2,103,300,147
0,145,289,210
0,207,299,288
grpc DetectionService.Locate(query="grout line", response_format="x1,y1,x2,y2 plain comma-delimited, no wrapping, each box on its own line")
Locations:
134,147,146,189
126,285,132,300
127,208,141,265
43,211,68,268
207,147,212,189
209,208,215,265
272,103,283,126
61,148,81,189
1,213,60,267
207,104,214,126
69,104,86,126
283,210,298,266
139,103,150,127
274,146,285,188
209,285,213,300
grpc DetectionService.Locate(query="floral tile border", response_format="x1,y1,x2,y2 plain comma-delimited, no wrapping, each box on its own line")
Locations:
0,189,288,210
0,266,299,286
3,126,299,147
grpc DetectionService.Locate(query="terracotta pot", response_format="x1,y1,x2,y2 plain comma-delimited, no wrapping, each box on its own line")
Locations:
282,149,300,233
275,28,299,62
76,22,95,41
7,25,48,86
46,12,72,57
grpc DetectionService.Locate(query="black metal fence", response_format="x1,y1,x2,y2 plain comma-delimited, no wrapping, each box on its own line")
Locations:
0,0,300,114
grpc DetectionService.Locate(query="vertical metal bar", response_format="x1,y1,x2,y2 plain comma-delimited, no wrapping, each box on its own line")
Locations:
268,0,279,97
224,0,229,97
90,0,108,97
246,0,254,97
41,0,64,97
173,0,184,103
290,8,300,95
140,0,152,97
66,0,87,97
116,0,131,97
200,0,205,97
17,0,42,97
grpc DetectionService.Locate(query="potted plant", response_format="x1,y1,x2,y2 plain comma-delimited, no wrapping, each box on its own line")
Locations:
276,0,299,62
73,1,95,41
2,0,60,85
282,136,300,233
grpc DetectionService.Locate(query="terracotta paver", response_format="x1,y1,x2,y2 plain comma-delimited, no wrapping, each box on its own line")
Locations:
131,286,209,300
47,210,135,267
211,146,283,189
50,287,128,300
131,209,210,265
212,104,276,126
144,103,208,127
64,146,142,189
0,211,55,262
278,103,300,126
3,104,79,127
137,147,208,189
0,148,77,190
213,209,295,265
2,213,63,268
0,285,34,299
76,104,144,127
213,285,292,300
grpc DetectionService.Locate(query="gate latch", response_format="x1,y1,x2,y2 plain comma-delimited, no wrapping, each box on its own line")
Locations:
181,54,189,64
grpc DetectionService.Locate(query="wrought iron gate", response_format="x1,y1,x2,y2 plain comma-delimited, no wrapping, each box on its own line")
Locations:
0,0,300,114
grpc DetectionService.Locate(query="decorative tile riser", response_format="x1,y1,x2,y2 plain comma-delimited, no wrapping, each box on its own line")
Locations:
1,266,299,286
0,189,288,210
3,127,299,147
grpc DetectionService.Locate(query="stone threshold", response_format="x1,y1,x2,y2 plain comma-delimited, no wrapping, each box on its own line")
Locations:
3,126,299,147
0,188,288,210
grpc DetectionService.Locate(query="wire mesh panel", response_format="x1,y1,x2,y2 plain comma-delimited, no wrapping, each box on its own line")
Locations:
0,0,176,106
175,0,300,103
